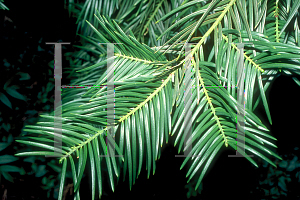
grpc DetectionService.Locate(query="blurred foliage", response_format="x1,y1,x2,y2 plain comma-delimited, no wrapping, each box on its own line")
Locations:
0,134,25,183
185,178,203,198
0,9,64,199
0,71,29,109
0,0,8,10
254,149,300,199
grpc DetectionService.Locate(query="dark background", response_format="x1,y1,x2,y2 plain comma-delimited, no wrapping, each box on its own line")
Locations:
1,0,300,199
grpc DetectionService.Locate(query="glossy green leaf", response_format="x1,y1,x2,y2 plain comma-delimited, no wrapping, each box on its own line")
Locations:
0,92,12,109
5,86,26,101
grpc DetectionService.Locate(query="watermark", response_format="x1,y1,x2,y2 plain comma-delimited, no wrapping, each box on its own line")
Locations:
228,43,254,158
98,43,123,158
46,42,123,158
175,42,254,158
45,42,70,157
47,41,253,159
175,43,196,158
